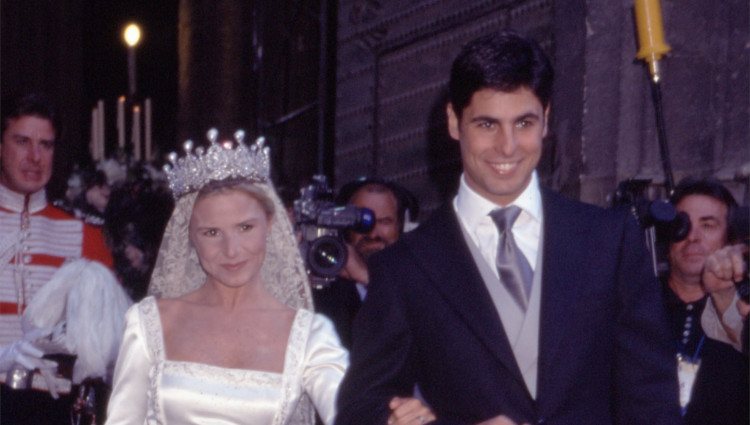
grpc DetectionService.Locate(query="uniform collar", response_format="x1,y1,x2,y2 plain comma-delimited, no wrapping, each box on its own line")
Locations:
0,183,47,213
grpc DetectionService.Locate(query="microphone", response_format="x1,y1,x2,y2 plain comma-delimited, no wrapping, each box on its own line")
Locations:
634,0,671,82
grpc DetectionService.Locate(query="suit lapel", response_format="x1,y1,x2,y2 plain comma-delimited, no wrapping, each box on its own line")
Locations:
405,192,598,409
536,190,588,405
405,204,527,387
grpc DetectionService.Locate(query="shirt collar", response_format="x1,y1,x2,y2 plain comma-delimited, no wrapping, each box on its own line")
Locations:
454,171,542,231
0,183,47,213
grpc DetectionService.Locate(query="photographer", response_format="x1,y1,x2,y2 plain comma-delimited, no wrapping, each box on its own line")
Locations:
312,177,417,349
661,177,748,424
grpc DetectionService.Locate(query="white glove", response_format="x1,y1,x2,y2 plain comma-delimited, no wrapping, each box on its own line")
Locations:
0,334,60,399
30,322,69,355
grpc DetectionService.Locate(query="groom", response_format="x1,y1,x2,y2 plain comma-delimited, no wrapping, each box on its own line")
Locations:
335,30,680,425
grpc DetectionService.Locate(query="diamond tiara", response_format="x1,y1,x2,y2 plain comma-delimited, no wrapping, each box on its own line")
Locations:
163,128,270,199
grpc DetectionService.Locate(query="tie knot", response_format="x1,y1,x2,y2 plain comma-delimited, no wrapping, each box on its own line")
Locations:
489,206,522,232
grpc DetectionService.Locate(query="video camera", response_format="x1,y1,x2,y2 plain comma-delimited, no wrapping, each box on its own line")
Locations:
293,175,375,289
611,179,690,277
612,179,690,238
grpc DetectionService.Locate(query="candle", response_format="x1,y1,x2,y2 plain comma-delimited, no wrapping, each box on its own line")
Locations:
97,100,105,160
144,98,152,161
634,0,671,79
117,96,126,149
132,105,141,161
90,108,98,161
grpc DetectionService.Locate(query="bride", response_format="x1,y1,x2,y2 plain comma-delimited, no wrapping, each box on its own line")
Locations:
105,130,342,424
105,130,434,425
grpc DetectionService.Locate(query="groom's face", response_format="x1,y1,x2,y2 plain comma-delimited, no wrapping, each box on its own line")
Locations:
447,86,548,207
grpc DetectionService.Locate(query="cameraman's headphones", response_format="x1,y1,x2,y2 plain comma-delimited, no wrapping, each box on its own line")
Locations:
336,176,419,233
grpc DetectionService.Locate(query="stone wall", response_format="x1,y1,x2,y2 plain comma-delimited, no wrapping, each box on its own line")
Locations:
336,0,554,215
334,0,750,217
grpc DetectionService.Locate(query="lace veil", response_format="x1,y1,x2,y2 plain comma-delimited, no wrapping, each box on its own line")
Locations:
148,160,312,311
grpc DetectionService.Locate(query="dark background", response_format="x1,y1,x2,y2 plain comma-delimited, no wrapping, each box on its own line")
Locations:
2,0,748,213
1,1,181,197
81,1,178,152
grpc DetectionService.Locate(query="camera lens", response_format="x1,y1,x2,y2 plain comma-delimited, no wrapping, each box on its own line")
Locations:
352,207,375,233
307,235,348,277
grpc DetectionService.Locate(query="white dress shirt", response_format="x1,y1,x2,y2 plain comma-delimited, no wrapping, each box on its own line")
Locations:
453,171,544,396
453,172,542,279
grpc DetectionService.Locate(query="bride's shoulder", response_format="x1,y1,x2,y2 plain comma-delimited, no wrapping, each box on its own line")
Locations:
154,286,206,312
128,295,159,318
154,295,178,311
154,295,194,326
302,309,337,333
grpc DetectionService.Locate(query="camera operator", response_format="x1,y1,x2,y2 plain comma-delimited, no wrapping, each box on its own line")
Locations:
661,176,748,424
312,177,417,349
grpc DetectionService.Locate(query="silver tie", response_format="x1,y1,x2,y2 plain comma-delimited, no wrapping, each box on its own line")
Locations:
489,206,533,311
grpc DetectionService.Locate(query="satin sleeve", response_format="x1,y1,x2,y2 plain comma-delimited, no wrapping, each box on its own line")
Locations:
303,313,349,425
105,304,151,425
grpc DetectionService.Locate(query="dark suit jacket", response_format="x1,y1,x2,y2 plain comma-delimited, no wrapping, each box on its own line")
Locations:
313,277,363,350
335,188,681,425
661,285,749,425
684,337,749,425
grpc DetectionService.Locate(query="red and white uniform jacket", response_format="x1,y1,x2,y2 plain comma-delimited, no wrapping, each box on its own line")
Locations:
0,184,113,345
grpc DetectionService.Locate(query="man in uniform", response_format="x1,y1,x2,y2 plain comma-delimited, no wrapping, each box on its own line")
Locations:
0,93,115,424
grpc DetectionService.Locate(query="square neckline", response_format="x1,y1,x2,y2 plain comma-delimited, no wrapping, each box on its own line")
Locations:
147,295,306,377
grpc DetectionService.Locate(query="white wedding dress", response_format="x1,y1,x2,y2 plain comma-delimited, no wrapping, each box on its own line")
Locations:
105,296,348,425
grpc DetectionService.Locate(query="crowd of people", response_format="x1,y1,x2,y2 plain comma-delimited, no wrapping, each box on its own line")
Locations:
0,29,747,425
53,158,174,302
